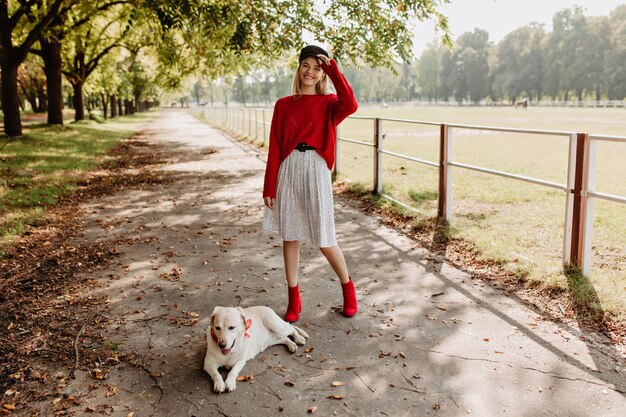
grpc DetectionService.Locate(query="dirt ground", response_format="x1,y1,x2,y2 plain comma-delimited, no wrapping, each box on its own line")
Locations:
1,109,624,417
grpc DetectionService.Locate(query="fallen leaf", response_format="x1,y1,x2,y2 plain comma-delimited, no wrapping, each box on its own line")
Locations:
308,406,317,413
330,381,345,387
379,350,392,358
433,403,441,410
437,305,448,311
327,395,345,400
483,338,490,342
106,386,117,397
52,397,62,405
284,381,295,387
304,347,314,353
2,404,15,411
236,375,254,382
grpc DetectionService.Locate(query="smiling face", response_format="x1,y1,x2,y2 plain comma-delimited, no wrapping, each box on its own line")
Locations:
298,56,326,93
210,307,246,356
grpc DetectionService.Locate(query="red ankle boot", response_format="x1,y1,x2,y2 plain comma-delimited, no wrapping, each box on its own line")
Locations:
285,285,301,323
341,278,358,317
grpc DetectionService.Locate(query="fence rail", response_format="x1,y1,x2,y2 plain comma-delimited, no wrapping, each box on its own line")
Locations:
199,106,626,277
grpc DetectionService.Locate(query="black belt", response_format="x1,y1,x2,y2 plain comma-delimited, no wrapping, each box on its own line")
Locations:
295,142,316,152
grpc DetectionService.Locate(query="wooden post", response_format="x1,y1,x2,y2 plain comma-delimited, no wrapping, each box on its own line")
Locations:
438,124,452,221
374,118,383,194
570,133,596,274
254,108,258,139
262,110,267,145
563,133,577,265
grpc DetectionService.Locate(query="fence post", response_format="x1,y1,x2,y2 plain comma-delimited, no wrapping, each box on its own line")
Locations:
374,118,383,194
563,133,577,265
262,110,267,145
438,124,452,222
248,108,252,137
570,133,596,275
254,109,258,139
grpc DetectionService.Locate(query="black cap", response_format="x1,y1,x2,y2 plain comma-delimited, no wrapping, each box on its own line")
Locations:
298,45,329,62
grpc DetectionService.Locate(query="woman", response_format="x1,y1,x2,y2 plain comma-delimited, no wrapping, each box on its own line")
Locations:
262,44,359,322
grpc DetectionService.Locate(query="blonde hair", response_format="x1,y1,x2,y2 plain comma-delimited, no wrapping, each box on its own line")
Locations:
291,61,329,96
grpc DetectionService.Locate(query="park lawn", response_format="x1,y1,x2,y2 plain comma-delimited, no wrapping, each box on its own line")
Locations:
338,105,626,322
0,111,157,251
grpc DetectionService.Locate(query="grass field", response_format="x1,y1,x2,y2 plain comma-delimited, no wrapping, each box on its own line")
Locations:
202,104,626,322
0,112,157,250
338,105,626,320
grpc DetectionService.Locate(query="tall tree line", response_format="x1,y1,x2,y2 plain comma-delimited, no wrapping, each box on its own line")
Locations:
215,5,625,105
1,0,451,137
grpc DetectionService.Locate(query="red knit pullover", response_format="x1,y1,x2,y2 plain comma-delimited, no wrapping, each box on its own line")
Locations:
262,59,358,198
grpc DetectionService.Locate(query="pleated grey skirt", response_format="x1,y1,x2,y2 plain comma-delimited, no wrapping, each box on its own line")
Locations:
263,150,337,247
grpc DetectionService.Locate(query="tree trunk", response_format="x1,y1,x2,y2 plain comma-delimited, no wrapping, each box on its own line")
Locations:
1,59,23,136
72,82,85,121
37,82,47,112
117,98,123,116
110,94,117,118
41,38,64,125
101,93,108,120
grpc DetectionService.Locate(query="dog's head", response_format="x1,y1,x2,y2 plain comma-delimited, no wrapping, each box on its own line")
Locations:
209,306,247,356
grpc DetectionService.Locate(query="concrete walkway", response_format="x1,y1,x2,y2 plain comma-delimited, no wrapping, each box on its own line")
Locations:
45,109,624,416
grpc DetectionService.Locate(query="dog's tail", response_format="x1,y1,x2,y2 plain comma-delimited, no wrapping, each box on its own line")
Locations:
293,325,309,339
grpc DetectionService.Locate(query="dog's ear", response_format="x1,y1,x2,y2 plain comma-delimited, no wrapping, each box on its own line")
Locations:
210,306,222,325
236,307,246,327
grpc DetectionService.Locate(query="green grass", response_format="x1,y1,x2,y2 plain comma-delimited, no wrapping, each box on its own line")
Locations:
0,111,158,249
205,104,626,323
338,105,626,322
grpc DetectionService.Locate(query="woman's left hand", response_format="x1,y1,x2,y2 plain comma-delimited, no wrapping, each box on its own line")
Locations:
317,54,330,66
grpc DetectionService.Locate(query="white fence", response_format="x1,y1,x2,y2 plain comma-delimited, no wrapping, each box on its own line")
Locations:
199,106,626,276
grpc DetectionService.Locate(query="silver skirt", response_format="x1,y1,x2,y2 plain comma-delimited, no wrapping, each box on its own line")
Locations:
263,150,336,247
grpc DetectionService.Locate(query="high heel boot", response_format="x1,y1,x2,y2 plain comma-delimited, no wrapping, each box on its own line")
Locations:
285,285,301,322
341,278,358,318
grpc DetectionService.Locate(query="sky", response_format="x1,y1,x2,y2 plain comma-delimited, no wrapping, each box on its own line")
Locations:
412,0,626,55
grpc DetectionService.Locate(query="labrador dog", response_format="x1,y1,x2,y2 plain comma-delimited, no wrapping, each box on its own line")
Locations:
203,306,309,393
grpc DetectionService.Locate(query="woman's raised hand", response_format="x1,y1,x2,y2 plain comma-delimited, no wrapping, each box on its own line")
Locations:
317,54,331,66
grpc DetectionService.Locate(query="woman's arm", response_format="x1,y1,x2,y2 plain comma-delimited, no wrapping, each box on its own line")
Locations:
320,56,358,124
262,101,282,202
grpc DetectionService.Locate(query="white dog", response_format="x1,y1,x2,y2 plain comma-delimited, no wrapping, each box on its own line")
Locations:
203,306,309,393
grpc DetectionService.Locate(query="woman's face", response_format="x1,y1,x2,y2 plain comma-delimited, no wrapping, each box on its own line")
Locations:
298,56,325,88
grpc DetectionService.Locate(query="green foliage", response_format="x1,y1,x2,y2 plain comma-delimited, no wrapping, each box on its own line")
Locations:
0,112,156,247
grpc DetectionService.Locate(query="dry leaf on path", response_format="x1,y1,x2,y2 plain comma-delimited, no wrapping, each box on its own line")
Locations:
327,395,346,400
308,406,318,413
236,375,254,382
331,381,345,387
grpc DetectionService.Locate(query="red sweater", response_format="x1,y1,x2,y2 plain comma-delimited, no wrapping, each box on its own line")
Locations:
263,59,358,198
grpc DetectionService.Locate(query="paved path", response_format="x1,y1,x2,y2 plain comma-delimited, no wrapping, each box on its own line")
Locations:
37,109,625,416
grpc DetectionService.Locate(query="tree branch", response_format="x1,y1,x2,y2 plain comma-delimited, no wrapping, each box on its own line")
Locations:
15,0,67,63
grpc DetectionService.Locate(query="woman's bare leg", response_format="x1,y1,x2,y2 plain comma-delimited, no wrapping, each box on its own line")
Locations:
283,240,301,287
319,245,350,284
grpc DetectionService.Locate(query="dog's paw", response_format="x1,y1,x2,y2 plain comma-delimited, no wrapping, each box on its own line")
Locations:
293,333,306,345
213,379,226,393
286,340,298,352
224,377,237,392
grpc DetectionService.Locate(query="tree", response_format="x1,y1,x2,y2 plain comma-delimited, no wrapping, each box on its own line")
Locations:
416,45,443,101
453,29,491,103
606,5,626,99
493,24,545,102
62,4,132,121
143,0,450,82
0,0,67,136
